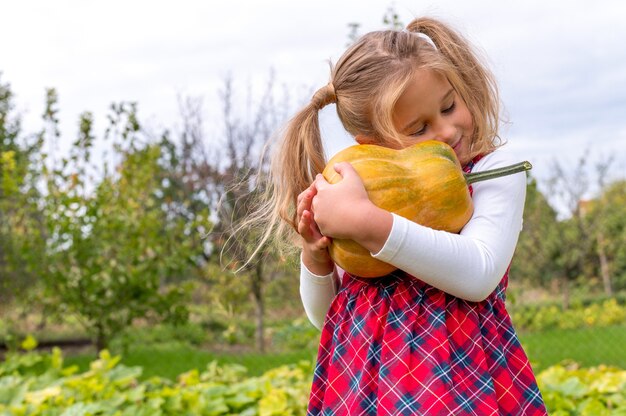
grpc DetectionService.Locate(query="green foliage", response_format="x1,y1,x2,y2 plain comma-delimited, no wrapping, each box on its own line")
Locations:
0,75,46,301
537,363,626,415
1,347,625,415
512,175,560,287
113,323,208,351
40,98,210,350
512,173,626,304
588,180,626,291
512,298,626,332
0,348,312,415
271,318,320,352
382,5,404,29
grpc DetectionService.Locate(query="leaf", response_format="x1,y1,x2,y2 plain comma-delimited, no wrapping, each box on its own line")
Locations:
204,397,230,416
577,398,610,416
24,386,61,406
259,388,289,416
60,402,108,416
20,335,38,352
225,393,256,411
0,377,29,405
107,365,143,386
558,376,589,398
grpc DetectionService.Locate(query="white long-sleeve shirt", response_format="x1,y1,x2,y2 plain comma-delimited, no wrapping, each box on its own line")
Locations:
300,148,527,329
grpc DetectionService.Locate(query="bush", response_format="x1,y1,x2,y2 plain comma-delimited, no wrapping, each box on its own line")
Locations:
0,348,312,415
2,347,625,414
270,318,320,352
112,322,208,352
511,298,626,332
537,362,626,415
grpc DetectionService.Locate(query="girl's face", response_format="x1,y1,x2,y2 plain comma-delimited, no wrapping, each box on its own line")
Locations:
392,69,474,166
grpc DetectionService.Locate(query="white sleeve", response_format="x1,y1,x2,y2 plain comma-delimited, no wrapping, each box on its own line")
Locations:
372,150,527,302
299,259,340,330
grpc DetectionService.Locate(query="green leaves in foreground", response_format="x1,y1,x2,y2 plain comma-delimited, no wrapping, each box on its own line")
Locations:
1,349,626,415
0,348,312,415
537,362,626,415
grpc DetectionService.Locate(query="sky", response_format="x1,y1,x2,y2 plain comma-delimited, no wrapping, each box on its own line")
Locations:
1,0,625,196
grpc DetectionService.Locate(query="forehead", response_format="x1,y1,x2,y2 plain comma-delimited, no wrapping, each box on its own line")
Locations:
393,69,452,130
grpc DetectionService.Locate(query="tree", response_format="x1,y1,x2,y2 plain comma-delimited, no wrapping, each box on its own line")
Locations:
585,180,626,293
129,75,293,352
546,154,615,308
382,5,404,29
166,75,291,352
42,98,205,350
210,75,293,353
0,74,46,303
347,4,404,47
511,175,560,291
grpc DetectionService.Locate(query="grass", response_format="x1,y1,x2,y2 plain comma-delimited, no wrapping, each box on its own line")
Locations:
60,324,626,381
519,324,626,372
64,343,319,380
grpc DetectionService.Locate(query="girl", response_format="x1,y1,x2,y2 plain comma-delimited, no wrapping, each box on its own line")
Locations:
261,16,547,416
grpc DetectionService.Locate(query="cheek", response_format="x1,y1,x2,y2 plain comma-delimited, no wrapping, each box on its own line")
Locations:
459,106,474,131
456,132,473,165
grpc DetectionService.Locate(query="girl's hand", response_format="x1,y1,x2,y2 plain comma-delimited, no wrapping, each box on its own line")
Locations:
296,183,333,275
312,162,393,253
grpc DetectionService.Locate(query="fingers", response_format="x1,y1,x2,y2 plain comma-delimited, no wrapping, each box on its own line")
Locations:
314,162,356,191
332,161,356,177
298,209,330,248
313,173,328,191
317,235,331,250
297,209,312,237
298,209,318,238
296,183,314,207
296,186,316,223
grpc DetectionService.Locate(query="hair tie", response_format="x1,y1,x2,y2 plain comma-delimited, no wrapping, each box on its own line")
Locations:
311,82,337,110
402,29,437,50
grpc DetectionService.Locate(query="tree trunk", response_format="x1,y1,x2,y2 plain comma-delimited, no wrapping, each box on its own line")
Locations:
596,232,613,296
561,276,570,310
95,323,107,352
251,262,265,353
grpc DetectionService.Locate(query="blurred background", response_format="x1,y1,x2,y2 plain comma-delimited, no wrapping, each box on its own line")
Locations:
1,0,625,413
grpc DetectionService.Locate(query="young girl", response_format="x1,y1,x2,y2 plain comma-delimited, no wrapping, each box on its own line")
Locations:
263,16,547,415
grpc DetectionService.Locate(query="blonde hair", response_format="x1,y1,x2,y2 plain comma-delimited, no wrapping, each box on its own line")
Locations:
247,16,502,259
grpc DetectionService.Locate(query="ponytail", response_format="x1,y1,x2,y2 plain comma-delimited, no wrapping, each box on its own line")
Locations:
240,82,337,263
275,82,336,229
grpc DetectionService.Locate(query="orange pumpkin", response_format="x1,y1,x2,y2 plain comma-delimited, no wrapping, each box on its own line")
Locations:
322,140,531,277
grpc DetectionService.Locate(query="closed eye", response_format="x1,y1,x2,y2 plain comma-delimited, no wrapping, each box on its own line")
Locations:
410,125,427,136
442,101,456,114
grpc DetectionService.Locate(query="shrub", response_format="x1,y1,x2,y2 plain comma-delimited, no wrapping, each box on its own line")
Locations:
537,362,626,415
0,348,312,415
2,346,625,414
511,299,626,332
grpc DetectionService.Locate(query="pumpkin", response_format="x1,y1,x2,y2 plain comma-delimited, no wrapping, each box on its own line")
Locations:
321,140,531,277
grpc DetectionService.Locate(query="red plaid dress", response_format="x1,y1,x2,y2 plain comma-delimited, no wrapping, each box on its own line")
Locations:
307,158,547,416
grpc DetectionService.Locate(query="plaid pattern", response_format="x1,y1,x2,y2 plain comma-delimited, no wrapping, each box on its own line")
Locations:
307,157,547,415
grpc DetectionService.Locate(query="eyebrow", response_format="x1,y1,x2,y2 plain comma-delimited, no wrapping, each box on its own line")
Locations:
400,88,455,133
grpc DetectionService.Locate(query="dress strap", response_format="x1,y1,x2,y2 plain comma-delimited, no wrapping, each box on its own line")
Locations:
463,154,484,196
462,154,484,174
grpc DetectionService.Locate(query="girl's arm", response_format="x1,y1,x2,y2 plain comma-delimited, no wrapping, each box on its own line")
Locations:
296,182,337,329
310,149,526,302
299,263,340,330
371,150,525,301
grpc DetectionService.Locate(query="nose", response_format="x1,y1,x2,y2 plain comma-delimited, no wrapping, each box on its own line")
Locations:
432,119,456,144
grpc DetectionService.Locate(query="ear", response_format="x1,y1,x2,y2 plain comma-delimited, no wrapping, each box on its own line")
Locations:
355,135,377,145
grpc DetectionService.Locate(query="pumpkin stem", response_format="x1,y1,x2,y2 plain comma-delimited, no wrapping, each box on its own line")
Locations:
464,161,532,185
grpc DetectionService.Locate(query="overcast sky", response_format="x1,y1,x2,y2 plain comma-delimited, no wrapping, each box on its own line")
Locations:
2,0,625,188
